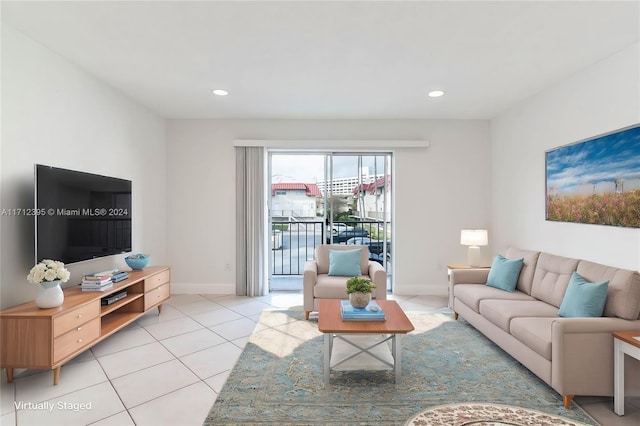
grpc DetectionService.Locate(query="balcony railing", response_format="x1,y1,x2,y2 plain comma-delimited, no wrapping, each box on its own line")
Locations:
270,220,391,276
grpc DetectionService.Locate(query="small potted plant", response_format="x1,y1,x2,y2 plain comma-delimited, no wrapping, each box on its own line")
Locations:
346,276,376,309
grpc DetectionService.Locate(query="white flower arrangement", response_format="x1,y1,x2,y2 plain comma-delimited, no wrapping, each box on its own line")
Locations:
27,259,71,284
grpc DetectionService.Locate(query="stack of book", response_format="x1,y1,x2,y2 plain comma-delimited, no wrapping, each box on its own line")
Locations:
340,300,386,321
112,271,129,283
81,274,113,292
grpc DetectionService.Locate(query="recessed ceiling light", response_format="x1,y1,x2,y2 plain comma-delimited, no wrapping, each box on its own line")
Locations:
428,90,445,98
212,89,228,96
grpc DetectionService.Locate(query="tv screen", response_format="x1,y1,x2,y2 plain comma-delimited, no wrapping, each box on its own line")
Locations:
35,164,132,264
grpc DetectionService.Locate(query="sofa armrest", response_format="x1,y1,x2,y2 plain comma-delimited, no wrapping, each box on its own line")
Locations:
553,317,640,334
450,268,490,285
551,317,640,397
368,261,387,300
303,261,318,313
449,268,490,310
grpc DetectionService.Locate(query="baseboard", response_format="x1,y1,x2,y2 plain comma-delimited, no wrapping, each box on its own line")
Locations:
394,283,448,296
170,282,235,294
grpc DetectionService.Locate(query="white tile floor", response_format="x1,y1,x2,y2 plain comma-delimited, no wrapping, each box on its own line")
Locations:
1,293,638,425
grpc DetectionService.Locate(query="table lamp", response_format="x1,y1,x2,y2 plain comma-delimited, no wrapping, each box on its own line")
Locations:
460,229,488,267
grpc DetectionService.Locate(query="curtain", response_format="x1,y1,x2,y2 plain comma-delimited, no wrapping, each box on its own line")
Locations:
235,147,266,296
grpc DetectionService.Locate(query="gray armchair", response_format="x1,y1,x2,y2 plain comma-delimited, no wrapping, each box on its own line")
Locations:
303,244,387,320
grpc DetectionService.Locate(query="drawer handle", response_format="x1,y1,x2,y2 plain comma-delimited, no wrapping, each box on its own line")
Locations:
77,314,82,318
77,339,83,343
76,327,82,331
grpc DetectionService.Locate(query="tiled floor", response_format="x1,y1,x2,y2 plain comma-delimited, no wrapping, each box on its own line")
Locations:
1,293,639,425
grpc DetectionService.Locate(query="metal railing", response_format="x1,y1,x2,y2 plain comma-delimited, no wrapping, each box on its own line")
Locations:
271,221,324,275
270,220,391,275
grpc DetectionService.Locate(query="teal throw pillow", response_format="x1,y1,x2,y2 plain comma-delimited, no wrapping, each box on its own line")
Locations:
486,254,524,292
558,272,609,318
328,249,362,277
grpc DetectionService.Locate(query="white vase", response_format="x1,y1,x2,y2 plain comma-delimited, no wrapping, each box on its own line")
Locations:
349,292,371,309
35,280,64,309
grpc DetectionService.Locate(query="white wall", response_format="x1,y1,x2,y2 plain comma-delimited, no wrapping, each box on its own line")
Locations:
492,43,640,270
167,119,492,295
0,26,168,308
271,191,317,218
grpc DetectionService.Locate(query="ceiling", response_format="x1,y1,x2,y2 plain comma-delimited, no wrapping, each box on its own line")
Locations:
2,1,639,120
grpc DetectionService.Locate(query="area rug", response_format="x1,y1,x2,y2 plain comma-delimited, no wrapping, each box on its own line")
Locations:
204,308,598,425
405,402,590,425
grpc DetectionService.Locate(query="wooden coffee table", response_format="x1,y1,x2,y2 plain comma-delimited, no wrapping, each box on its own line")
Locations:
318,299,414,384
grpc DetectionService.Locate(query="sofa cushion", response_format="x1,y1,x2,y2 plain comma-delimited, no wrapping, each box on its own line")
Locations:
455,284,535,313
486,254,524,292
328,249,361,276
510,317,554,360
577,260,640,320
531,253,580,308
479,300,559,333
558,272,609,318
314,274,371,299
506,247,540,295
316,245,369,275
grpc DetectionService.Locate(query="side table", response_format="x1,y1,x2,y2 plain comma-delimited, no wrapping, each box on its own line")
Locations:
613,330,640,416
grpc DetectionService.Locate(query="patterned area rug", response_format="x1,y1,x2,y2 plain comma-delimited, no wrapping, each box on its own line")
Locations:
205,308,598,426
405,402,590,425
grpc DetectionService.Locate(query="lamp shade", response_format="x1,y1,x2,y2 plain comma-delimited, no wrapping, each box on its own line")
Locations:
460,229,488,246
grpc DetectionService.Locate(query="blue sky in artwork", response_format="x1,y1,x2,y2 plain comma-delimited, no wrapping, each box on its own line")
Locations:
546,125,640,195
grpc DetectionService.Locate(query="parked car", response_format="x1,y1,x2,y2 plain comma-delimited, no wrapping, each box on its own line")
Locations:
345,237,372,245
345,237,391,264
328,223,353,235
369,241,391,257
369,252,391,265
327,227,369,244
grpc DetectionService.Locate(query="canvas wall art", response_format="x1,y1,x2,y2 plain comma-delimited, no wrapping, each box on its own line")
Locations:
546,124,640,228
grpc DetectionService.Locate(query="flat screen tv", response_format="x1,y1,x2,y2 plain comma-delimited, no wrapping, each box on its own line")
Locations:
35,164,132,264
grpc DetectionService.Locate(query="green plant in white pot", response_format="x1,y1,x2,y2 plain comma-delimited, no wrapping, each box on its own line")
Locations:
346,277,376,309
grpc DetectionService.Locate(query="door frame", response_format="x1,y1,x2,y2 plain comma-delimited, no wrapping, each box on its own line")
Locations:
267,150,394,292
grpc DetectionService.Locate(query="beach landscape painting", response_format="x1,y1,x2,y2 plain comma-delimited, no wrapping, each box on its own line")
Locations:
546,124,640,228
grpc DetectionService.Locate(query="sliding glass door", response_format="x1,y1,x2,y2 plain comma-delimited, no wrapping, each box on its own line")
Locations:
268,151,393,292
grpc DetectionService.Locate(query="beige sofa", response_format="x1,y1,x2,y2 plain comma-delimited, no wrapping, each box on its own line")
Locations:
304,244,387,320
449,247,640,408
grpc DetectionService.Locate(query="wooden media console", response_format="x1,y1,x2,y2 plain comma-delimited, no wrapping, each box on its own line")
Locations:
0,266,170,385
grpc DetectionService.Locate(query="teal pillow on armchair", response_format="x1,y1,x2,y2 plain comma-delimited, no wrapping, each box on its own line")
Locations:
328,249,362,276
486,254,524,292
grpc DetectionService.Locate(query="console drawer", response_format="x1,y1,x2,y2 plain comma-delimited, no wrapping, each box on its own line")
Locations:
53,318,100,362
144,270,170,292
145,283,170,310
53,302,100,337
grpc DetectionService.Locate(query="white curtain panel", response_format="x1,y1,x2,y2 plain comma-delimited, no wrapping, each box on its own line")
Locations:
235,146,266,296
